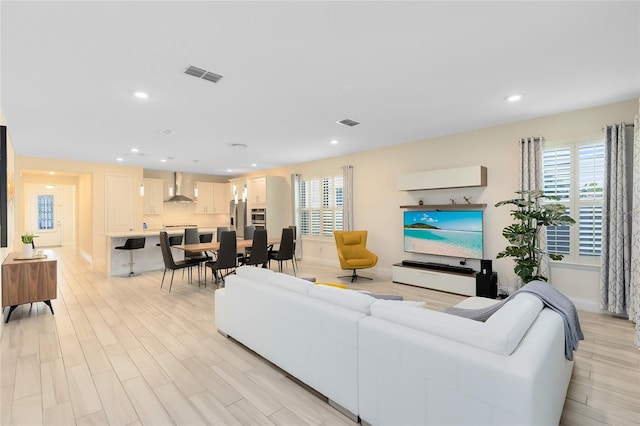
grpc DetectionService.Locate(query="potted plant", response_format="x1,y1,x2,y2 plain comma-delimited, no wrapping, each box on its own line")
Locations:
21,232,34,258
495,190,575,284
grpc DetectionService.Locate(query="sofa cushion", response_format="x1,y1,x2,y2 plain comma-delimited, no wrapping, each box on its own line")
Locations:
308,284,377,314
265,272,314,295
235,265,274,282
370,293,543,356
483,293,544,354
372,299,426,308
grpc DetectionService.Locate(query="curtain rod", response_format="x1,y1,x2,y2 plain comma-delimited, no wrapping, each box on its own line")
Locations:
601,123,634,130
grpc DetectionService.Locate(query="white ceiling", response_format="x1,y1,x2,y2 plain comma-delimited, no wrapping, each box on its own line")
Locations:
2,1,639,177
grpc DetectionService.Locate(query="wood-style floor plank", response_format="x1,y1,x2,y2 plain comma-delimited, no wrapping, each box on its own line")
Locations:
0,247,638,426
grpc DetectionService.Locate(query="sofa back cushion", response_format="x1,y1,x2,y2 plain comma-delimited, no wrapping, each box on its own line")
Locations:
265,272,314,295
370,293,543,356
236,265,274,282
308,284,377,314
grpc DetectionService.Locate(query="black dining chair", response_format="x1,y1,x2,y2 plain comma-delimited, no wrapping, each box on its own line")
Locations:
184,228,208,275
240,229,268,268
205,231,237,286
269,228,296,275
159,232,200,292
199,233,213,243
244,225,256,240
216,226,230,243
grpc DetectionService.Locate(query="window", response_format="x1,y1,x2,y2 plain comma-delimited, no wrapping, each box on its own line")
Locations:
300,175,343,237
37,194,55,230
543,138,604,264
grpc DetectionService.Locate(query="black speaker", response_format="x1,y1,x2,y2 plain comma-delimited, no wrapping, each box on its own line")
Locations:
476,272,498,298
480,259,493,276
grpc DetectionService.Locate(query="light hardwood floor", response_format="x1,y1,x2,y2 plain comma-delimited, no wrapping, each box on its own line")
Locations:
1,247,639,425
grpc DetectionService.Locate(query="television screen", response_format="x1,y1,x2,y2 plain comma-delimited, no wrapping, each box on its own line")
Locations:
404,210,483,259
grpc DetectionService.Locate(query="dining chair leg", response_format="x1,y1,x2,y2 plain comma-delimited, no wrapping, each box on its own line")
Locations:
169,270,175,293
161,268,167,289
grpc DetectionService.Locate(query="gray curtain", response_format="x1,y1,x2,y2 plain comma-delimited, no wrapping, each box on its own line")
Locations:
342,165,354,231
630,117,640,347
519,137,548,281
600,123,631,317
291,173,302,260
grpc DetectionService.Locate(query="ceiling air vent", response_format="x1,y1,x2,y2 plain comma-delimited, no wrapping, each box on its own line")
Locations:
184,65,223,83
337,118,360,127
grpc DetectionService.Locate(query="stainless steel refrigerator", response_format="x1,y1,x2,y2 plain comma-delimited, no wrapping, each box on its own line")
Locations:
230,200,247,238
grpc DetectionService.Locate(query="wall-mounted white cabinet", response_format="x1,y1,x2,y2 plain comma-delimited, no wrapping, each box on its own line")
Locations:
397,165,487,191
195,182,228,214
142,178,164,215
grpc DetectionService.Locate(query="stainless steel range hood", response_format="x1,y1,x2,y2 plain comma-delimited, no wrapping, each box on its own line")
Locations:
165,172,195,203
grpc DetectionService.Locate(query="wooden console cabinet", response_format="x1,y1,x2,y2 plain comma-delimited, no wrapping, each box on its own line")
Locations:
2,252,57,322
392,263,476,296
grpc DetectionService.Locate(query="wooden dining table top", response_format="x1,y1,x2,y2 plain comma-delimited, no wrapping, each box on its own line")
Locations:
173,238,280,252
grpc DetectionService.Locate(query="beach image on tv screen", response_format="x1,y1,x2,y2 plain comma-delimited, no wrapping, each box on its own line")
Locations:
404,210,483,259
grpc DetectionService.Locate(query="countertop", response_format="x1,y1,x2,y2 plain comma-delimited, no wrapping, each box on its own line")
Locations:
105,227,218,238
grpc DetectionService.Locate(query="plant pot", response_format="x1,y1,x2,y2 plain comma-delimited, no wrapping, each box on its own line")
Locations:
22,243,33,258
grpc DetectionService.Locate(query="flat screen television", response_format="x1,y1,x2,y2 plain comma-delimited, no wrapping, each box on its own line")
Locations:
404,210,483,259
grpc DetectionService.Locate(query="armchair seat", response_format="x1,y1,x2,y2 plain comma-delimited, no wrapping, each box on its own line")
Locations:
334,230,378,282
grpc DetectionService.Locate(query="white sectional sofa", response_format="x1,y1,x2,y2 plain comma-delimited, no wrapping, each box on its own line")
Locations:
215,266,574,426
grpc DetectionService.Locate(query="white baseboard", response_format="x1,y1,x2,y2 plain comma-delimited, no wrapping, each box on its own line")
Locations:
79,248,92,265
569,297,600,313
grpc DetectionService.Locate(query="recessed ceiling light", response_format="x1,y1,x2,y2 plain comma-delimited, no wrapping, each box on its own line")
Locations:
133,91,149,99
49,171,55,175
160,159,167,163
130,148,139,153
227,169,232,173
506,94,524,102
330,139,339,145
251,163,257,167
45,185,55,190
116,157,124,162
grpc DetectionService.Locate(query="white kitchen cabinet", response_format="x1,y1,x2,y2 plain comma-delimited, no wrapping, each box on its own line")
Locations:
213,183,229,213
248,176,267,204
247,175,290,237
195,181,229,214
143,178,164,215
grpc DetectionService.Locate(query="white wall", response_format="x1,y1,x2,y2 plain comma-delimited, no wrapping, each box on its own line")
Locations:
241,98,638,309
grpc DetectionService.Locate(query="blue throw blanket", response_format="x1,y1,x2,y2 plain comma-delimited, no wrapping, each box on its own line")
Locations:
444,281,584,361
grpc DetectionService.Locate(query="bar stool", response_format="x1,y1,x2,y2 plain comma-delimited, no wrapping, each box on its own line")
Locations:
115,237,146,277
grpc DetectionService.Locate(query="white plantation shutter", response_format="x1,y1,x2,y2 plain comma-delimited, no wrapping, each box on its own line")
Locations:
543,148,571,200
300,175,344,236
543,139,604,262
546,207,571,255
579,206,602,256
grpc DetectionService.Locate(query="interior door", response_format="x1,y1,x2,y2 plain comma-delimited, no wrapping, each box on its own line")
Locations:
26,185,62,247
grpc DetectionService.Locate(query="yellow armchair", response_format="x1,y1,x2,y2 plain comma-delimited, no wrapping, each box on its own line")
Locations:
334,230,378,282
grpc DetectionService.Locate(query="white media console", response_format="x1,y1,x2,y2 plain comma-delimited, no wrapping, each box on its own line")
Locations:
392,263,476,296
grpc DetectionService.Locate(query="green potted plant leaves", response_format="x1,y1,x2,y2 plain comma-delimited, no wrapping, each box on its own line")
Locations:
21,232,34,245
495,190,575,284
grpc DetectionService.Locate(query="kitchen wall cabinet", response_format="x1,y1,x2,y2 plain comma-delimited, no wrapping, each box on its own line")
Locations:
143,178,164,215
248,176,267,204
195,182,229,214
247,175,290,237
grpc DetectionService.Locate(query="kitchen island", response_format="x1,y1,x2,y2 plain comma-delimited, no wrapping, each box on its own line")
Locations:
105,227,217,276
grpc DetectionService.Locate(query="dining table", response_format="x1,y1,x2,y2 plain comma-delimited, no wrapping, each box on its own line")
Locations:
172,238,281,253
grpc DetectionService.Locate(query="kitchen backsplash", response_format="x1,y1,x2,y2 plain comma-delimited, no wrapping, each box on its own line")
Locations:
142,202,230,230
